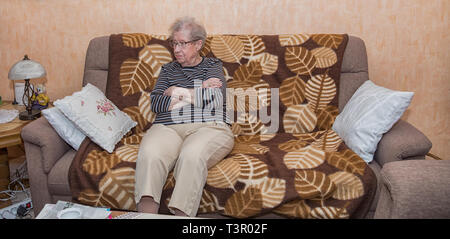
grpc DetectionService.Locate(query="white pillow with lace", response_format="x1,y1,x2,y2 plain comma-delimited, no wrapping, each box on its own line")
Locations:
54,83,136,153
42,107,86,150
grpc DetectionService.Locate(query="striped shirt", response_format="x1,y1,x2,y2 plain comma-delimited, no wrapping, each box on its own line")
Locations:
150,57,230,125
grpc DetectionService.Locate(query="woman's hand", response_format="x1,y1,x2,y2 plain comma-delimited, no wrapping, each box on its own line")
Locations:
202,78,222,88
168,95,190,110
163,86,181,97
164,86,194,106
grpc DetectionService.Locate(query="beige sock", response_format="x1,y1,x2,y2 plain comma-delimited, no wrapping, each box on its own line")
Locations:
137,196,159,213
172,208,188,217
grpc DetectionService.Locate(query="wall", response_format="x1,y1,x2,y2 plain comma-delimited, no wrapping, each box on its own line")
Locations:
1,0,448,159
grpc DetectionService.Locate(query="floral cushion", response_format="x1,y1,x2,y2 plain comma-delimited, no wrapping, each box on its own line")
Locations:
54,83,137,153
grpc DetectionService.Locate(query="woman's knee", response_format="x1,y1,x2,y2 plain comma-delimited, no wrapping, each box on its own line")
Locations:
177,150,204,165
137,148,170,171
138,136,182,164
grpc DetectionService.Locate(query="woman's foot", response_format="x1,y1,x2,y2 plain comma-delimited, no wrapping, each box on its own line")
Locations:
137,196,159,214
172,208,188,217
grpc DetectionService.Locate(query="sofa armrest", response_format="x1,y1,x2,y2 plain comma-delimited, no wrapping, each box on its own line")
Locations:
374,119,432,166
21,116,71,173
374,160,450,219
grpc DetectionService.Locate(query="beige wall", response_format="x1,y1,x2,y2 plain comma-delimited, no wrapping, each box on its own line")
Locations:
1,0,448,159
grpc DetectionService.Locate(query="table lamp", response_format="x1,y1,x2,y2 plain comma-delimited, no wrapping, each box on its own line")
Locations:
8,55,46,120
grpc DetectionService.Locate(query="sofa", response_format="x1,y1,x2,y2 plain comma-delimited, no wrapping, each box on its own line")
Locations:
21,33,448,218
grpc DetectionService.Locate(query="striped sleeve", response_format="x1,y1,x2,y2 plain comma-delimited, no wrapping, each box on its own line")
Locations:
150,65,172,113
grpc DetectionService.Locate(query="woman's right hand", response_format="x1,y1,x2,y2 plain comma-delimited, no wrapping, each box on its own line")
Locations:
202,78,222,88
168,95,189,111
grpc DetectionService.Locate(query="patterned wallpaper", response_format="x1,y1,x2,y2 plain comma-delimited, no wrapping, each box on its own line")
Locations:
0,0,448,158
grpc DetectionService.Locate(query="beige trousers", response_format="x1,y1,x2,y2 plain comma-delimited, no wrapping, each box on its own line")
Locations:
134,121,234,217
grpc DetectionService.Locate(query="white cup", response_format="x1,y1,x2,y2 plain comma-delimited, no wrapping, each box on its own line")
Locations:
57,208,82,219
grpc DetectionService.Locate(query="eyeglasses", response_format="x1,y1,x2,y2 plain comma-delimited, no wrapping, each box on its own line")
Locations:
169,39,199,48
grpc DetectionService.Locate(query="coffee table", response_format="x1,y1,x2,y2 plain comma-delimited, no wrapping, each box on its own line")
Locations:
110,210,193,219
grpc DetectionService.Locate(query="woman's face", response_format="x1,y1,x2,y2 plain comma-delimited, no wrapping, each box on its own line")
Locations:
171,29,202,67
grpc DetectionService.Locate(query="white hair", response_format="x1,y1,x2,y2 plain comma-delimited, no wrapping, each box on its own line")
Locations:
169,16,207,47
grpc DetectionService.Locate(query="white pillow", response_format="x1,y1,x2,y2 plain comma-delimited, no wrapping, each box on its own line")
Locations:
42,107,86,150
54,83,137,153
332,80,413,163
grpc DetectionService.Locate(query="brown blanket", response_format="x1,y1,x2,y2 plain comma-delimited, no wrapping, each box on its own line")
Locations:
69,33,377,218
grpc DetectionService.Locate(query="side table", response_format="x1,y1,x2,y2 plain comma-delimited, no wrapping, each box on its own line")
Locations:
0,101,36,191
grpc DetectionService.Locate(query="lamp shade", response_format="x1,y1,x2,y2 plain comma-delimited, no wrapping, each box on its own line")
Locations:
8,55,46,80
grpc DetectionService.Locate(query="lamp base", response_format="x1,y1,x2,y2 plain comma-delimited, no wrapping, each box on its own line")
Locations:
19,109,41,121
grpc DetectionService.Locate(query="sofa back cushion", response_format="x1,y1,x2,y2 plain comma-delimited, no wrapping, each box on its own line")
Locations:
83,34,368,135
338,36,369,111
83,36,109,93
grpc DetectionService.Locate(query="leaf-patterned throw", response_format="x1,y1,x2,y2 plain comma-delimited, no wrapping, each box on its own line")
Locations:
69,33,377,219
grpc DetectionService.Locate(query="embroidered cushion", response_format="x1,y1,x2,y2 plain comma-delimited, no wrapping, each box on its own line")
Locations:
54,83,137,153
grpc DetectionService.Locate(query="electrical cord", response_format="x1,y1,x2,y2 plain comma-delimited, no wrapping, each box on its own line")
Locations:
0,177,30,201
0,159,30,200
0,160,32,219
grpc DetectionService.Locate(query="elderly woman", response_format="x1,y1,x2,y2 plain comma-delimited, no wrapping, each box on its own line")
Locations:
134,17,234,217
